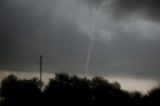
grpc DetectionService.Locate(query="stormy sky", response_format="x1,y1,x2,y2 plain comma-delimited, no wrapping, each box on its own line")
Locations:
1,0,160,82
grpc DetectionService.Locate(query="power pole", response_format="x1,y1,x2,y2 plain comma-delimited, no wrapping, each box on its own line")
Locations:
40,55,42,89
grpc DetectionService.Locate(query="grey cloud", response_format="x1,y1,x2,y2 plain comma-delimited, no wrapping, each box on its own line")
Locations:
89,27,160,78
77,0,106,5
0,0,90,73
0,0,160,79
112,0,160,21
76,0,107,8
78,0,160,22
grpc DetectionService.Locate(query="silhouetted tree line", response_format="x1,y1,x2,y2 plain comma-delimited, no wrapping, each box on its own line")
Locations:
0,73,160,106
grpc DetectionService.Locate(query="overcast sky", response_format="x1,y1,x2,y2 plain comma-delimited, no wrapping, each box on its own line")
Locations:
1,0,160,82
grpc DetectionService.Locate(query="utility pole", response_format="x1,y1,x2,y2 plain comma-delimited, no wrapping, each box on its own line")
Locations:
40,55,42,90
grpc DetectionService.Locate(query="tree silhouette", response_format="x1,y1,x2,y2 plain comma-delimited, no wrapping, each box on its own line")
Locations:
0,73,160,106
146,86,160,105
44,73,71,105
0,74,42,106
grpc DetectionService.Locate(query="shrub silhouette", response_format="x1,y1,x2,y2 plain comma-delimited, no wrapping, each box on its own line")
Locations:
0,73,160,106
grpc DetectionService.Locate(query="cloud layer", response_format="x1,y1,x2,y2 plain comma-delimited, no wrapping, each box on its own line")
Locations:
0,0,160,79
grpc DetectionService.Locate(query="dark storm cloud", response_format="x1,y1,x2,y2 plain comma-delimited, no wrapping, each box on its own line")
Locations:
89,26,160,79
77,0,106,5
1,0,160,79
0,0,89,73
112,0,160,21
79,0,160,22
